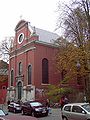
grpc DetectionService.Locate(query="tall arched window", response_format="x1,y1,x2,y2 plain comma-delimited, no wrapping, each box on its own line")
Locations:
42,58,49,84
18,62,22,75
28,65,32,85
11,70,14,86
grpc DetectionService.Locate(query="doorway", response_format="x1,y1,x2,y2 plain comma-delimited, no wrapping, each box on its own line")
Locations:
17,81,22,100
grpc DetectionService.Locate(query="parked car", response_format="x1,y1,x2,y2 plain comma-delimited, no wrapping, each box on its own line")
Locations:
21,101,48,117
0,108,8,116
0,108,8,120
0,108,37,120
8,102,21,113
62,103,90,120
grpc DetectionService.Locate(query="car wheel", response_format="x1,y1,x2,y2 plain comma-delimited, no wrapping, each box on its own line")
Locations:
13,109,16,113
63,117,68,120
8,108,10,112
31,111,35,117
45,112,48,116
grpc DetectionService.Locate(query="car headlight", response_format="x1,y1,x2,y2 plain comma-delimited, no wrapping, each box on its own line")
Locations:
35,108,40,111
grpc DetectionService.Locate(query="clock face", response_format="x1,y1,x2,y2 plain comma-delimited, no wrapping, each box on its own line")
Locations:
18,33,24,44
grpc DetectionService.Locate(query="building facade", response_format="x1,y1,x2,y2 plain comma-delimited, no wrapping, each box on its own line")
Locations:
7,20,60,102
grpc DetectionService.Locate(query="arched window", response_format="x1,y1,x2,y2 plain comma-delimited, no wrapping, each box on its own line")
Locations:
28,65,32,85
11,70,14,86
18,62,22,75
42,58,49,84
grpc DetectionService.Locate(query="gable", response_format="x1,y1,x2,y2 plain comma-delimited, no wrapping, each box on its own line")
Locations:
15,20,27,31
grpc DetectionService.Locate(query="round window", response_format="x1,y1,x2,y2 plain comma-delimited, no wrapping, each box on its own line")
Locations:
18,33,24,44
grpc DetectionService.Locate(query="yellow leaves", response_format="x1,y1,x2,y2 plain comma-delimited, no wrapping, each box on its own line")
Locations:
56,42,89,81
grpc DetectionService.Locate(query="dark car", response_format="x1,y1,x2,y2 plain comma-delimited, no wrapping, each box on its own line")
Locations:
21,101,48,117
62,103,90,120
8,102,21,113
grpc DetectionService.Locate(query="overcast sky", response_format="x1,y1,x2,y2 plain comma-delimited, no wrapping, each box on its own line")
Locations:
0,0,70,42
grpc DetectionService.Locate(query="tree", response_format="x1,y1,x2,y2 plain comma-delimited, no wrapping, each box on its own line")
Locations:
56,38,88,80
77,0,90,40
57,0,89,47
46,84,72,103
56,0,90,101
0,37,14,62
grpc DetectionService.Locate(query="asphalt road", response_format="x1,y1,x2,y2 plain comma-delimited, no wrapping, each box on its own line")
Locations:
0,104,62,120
38,108,62,120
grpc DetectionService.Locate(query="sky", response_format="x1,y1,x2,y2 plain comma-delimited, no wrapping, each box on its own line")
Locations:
0,0,70,42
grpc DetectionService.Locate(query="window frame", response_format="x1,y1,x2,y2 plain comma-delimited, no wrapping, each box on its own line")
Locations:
42,58,49,84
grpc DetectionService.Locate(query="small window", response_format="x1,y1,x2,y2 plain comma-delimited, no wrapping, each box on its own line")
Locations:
64,106,71,112
19,62,22,75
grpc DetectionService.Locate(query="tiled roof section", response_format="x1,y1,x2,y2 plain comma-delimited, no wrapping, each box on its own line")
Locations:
0,69,8,75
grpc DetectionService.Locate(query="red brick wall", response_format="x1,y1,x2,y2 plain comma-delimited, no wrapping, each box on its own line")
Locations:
34,44,60,87
0,89,7,104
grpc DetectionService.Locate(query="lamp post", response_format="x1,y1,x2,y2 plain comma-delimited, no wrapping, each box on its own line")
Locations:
76,61,87,102
76,61,81,85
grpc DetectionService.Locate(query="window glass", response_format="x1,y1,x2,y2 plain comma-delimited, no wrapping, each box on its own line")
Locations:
82,104,90,112
19,62,22,75
64,106,71,112
0,110,5,116
42,58,49,84
30,102,42,107
72,106,84,113
28,65,32,84
11,70,14,86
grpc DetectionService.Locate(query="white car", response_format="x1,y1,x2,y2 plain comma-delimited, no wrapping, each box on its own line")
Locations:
8,102,21,113
62,103,90,120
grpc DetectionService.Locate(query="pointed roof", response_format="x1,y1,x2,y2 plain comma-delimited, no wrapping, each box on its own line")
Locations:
15,20,59,43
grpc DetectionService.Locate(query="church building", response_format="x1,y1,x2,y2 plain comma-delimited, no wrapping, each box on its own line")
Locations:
7,20,60,102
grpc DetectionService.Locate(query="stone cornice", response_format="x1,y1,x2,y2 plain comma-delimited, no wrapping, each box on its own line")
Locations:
10,40,59,59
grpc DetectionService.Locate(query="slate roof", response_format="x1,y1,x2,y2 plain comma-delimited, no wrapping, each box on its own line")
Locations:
31,27,59,43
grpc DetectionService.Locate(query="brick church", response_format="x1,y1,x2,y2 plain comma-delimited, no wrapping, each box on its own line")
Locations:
7,20,60,102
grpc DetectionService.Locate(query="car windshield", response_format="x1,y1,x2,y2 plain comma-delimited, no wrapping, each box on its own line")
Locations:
0,110,5,116
14,104,20,107
82,104,90,112
30,102,42,107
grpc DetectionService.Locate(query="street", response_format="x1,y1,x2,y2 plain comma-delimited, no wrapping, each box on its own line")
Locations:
0,104,62,120
38,108,62,120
